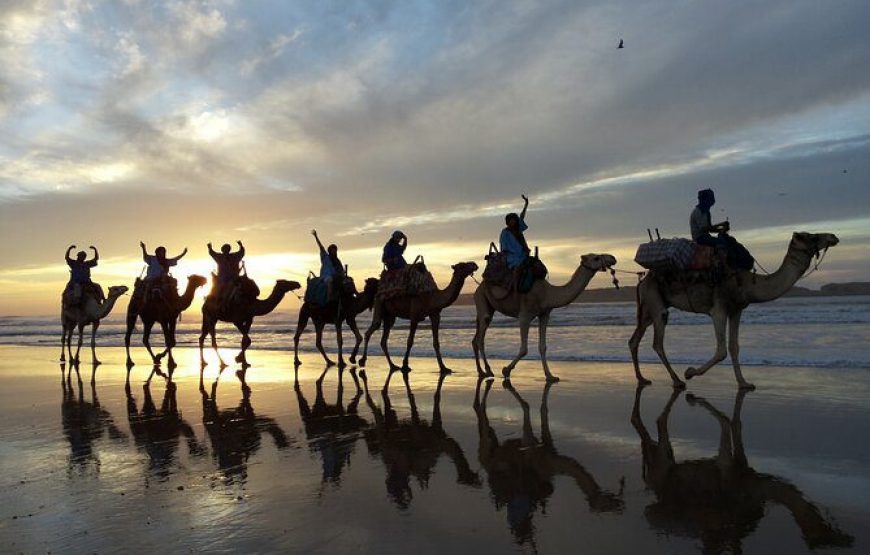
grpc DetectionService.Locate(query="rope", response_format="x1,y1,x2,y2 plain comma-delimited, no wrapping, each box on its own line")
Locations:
797,247,829,282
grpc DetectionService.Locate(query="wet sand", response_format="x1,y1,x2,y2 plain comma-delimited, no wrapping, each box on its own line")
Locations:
0,345,868,554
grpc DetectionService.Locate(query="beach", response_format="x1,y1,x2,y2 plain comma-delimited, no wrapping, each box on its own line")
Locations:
1,345,867,554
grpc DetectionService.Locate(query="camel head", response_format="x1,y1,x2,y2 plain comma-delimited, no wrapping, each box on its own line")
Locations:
451,261,479,278
106,285,129,298
580,253,617,272
188,274,208,288
361,277,380,296
276,279,302,293
791,232,839,257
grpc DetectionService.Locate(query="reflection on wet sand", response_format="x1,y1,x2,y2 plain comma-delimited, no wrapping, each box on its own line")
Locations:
295,366,368,484
632,386,853,552
200,370,292,485
474,379,624,546
61,364,127,475
126,380,205,481
362,370,481,509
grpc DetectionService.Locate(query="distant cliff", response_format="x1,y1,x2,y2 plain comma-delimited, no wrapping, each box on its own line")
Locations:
455,281,870,306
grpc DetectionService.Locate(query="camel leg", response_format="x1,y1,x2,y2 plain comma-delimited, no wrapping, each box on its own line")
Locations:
74,323,85,364
628,313,654,386
164,319,178,371
60,320,67,362
502,314,532,379
401,319,419,372
198,314,210,368
381,314,400,372
314,321,334,367
91,321,101,366
124,306,137,368
431,312,451,374
293,304,309,366
348,315,363,364
359,303,383,368
142,320,159,365
651,316,685,389
335,320,346,368
728,311,755,390
235,320,252,367
538,312,558,383
66,326,75,366
471,295,494,377
685,309,728,381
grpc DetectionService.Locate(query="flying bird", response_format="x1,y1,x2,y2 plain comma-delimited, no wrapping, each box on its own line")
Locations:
618,39,624,49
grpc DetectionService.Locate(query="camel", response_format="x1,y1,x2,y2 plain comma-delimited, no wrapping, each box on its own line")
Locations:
60,285,129,366
361,371,480,509
61,368,127,475
294,365,369,484
126,380,204,480
293,277,379,368
629,232,839,389
200,372,291,484
472,253,617,381
198,278,301,368
631,385,853,551
124,275,207,372
359,262,479,374
474,379,623,546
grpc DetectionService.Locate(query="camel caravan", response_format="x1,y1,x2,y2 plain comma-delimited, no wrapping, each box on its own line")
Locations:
60,190,839,389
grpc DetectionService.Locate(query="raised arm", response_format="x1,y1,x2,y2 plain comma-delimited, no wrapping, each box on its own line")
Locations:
236,240,245,258
65,245,76,263
519,194,529,221
140,241,149,260
89,245,99,264
170,247,188,262
311,230,326,253
207,242,217,258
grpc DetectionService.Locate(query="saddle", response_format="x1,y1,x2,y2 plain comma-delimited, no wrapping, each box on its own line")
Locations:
482,243,547,294
133,275,179,309
377,257,437,300
62,282,104,306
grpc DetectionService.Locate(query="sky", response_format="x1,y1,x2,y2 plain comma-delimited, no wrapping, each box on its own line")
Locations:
1,0,868,316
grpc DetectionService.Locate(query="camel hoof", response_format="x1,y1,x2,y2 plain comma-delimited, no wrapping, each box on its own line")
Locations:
501,367,512,378
358,369,367,379
235,354,245,363
546,375,560,383
685,393,699,405
241,361,251,370
219,361,228,369
440,367,453,375
401,365,412,374
637,377,652,386
739,382,756,391
325,359,336,368
338,360,347,369
126,359,134,369
294,359,302,367
93,360,102,367
358,357,367,368
349,355,357,364
684,367,699,380
673,380,687,390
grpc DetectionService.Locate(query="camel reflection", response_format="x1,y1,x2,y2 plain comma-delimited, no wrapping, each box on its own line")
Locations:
126,380,204,481
474,379,624,546
201,371,291,485
631,386,853,552
362,371,480,509
295,366,369,484
61,364,126,475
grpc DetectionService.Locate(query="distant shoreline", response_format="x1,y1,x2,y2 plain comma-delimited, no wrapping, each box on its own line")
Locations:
454,281,870,306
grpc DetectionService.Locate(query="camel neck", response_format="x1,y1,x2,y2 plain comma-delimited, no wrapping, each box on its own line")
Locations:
253,285,287,316
542,265,596,310
433,271,465,309
744,243,812,303
98,293,123,319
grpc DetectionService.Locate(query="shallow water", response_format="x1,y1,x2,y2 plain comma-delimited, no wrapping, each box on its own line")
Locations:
0,346,868,554
5,295,870,369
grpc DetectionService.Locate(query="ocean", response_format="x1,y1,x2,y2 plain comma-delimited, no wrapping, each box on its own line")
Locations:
4,295,869,370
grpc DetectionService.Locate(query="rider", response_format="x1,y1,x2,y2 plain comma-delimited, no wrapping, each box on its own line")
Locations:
690,189,729,249
311,230,344,301
136,242,188,306
499,194,530,269
64,245,103,301
382,230,408,271
208,240,245,299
